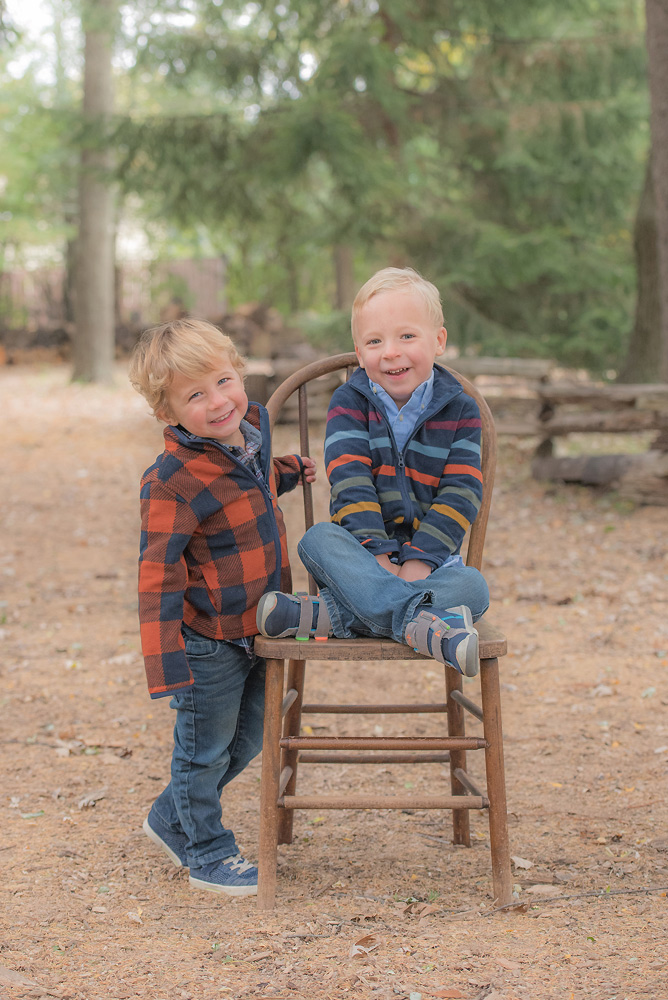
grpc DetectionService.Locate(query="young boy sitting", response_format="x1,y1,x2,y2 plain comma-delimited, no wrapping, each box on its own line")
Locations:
257,267,488,676
128,319,315,896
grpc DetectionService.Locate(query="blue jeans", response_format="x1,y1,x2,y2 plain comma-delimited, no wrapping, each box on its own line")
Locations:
149,626,265,867
298,522,489,644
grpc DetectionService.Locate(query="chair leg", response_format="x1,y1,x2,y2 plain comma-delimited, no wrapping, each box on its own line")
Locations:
278,659,305,845
479,656,513,908
258,656,285,909
445,668,471,846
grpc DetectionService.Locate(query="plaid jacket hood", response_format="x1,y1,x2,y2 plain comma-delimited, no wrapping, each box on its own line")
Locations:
138,402,302,699
325,364,483,569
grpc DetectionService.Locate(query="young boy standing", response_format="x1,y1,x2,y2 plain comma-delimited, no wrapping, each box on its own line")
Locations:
257,267,488,676
129,319,315,896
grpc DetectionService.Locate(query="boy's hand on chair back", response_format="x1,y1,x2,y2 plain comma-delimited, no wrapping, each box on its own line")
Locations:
300,456,317,483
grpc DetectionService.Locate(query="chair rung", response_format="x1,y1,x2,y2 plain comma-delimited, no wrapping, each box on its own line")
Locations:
449,690,483,722
298,751,450,765
280,794,487,810
281,736,487,751
453,767,487,803
302,702,447,714
278,766,293,797
282,689,299,716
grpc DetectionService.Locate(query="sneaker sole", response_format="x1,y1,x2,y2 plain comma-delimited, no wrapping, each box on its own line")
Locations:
143,817,185,868
256,592,282,637
188,873,258,897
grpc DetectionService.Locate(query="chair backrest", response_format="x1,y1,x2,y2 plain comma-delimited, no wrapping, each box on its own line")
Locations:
265,352,497,572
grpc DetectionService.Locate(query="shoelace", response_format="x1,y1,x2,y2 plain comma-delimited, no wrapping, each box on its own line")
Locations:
223,855,255,874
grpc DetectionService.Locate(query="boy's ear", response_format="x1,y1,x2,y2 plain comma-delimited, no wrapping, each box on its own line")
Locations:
354,343,364,368
436,326,447,356
155,405,172,424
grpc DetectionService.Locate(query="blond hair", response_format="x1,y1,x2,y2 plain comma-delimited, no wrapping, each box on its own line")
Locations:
128,319,246,418
351,267,443,340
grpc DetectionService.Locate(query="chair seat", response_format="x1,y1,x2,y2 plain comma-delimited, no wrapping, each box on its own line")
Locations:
255,616,506,662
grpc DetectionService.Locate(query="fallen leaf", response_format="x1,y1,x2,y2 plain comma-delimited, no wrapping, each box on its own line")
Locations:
511,855,533,869
349,934,379,958
496,957,521,970
0,966,36,987
78,788,107,809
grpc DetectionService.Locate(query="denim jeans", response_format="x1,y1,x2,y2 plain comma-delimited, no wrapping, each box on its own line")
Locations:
149,625,265,867
298,521,489,644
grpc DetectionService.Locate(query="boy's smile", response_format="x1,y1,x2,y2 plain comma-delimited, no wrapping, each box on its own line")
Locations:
160,364,249,446
354,289,447,408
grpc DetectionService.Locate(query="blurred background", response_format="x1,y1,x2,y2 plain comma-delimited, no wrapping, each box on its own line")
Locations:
1,0,666,386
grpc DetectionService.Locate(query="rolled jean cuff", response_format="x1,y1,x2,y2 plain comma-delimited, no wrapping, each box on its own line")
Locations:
317,587,354,639
400,590,435,640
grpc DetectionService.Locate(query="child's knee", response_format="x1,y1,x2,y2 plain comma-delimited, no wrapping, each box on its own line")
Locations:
298,520,339,557
466,567,489,619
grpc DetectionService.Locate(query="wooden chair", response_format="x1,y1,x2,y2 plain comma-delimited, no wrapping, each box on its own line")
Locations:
255,353,511,909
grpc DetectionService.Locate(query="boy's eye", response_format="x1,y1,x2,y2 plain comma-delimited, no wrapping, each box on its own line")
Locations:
218,377,230,386
188,391,202,401
401,332,416,340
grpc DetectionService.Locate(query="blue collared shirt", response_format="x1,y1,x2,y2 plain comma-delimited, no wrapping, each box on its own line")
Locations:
368,370,435,452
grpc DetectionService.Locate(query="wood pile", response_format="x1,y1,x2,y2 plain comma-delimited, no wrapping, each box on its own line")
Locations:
529,383,668,505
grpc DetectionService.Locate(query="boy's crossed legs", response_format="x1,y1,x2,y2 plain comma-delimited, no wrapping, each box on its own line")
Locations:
144,626,265,896
258,521,489,676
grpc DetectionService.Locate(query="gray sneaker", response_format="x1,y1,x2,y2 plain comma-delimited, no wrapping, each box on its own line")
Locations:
143,812,188,868
189,855,258,896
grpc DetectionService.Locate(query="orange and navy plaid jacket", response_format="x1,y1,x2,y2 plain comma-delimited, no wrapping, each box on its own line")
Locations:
138,403,302,699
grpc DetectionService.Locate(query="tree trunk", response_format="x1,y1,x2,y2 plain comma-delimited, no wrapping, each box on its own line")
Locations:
333,244,355,312
617,158,662,382
645,0,668,382
71,0,116,384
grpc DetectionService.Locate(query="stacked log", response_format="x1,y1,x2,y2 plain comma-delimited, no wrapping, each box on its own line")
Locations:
530,382,668,504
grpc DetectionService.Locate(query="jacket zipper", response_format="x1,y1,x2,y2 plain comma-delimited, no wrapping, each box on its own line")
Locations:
178,429,283,585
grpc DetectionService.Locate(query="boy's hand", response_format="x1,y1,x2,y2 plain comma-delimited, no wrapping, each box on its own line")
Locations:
374,553,400,576
300,456,317,484
398,560,432,582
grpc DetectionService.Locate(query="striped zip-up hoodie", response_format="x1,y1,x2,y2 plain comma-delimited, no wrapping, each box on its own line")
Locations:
325,365,482,569
138,402,303,699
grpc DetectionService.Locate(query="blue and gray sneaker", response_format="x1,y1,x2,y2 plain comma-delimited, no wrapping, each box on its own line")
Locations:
256,591,332,641
405,605,480,677
189,855,258,896
143,811,188,868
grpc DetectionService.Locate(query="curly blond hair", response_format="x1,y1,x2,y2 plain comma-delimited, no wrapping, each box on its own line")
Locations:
128,319,247,418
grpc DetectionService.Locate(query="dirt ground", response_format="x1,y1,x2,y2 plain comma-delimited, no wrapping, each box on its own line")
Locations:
1,362,667,1000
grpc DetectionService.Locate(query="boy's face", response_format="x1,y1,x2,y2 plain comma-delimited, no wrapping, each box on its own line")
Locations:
159,360,248,446
354,289,447,408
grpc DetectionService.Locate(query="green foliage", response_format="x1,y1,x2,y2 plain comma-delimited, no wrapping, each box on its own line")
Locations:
296,309,353,354
1,0,651,375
